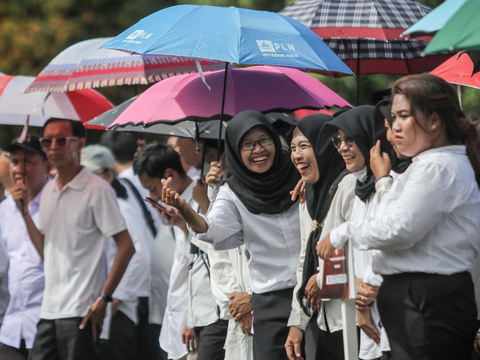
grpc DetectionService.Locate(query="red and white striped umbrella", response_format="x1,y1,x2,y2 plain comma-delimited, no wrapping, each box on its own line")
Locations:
0,74,113,128
25,37,223,93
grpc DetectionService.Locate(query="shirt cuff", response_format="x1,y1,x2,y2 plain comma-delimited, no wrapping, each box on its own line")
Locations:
363,270,383,287
330,223,349,249
287,309,310,331
186,214,214,244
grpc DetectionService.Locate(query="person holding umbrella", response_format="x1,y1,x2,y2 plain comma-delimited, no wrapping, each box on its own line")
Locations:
161,110,302,360
0,135,50,359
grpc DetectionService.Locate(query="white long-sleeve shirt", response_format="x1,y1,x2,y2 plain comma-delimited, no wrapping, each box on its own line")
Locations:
209,245,253,360
190,183,301,295
349,169,393,359
331,146,480,276
288,174,356,333
160,181,196,359
0,185,46,348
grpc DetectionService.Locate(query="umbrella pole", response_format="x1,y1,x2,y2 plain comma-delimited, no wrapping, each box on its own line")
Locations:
21,115,30,216
356,40,360,106
457,84,463,110
200,140,206,182
217,62,229,161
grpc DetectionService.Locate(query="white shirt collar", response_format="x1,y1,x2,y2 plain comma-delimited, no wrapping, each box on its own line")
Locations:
352,167,368,182
118,166,134,179
413,145,466,163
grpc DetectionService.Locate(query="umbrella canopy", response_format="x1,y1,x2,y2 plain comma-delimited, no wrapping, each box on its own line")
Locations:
280,0,431,40
100,4,353,75
424,0,480,54
26,37,223,93
430,51,480,90
401,0,467,39
0,74,113,127
107,65,352,129
319,38,452,76
281,0,452,76
87,97,296,138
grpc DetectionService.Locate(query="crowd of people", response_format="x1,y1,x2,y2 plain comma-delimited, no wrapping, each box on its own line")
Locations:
0,73,479,360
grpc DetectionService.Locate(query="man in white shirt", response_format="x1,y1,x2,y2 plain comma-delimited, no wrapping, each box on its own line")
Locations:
168,136,202,179
100,131,165,360
134,144,227,360
0,135,50,359
12,119,135,360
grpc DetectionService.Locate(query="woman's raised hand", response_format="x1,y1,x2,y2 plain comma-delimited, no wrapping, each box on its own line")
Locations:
205,161,223,188
161,177,186,209
370,140,391,179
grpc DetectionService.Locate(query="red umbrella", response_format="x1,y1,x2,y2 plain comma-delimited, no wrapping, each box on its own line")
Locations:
430,51,480,90
0,74,113,129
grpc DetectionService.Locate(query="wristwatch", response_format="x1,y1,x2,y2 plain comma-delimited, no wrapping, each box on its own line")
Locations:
100,293,113,303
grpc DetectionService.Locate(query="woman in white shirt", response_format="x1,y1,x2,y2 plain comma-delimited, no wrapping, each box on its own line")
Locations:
323,105,412,360
162,110,302,360
318,74,480,360
286,113,355,360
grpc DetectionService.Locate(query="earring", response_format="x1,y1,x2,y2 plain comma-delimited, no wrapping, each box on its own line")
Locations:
432,125,437,130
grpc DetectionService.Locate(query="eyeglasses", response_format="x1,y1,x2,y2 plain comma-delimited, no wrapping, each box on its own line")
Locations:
39,137,79,149
240,136,274,151
331,135,354,149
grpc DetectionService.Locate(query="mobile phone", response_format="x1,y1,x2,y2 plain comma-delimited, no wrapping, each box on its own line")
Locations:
143,197,173,218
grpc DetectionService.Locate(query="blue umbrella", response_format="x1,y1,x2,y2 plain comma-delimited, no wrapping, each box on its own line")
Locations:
101,4,353,164
401,0,467,39
100,4,353,74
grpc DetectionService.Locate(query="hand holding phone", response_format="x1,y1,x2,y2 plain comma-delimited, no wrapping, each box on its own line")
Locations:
143,197,173,218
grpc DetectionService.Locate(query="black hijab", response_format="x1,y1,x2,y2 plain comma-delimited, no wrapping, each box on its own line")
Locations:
288,114,349,316
225,110,300,215
374,99,411,174
322,106,379,202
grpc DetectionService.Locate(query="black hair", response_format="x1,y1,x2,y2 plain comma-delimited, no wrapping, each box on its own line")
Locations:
97,169,128,199
203,139,225,157
133,143,186,179
100,131,142,164
111,177,128,199
43,118,86,138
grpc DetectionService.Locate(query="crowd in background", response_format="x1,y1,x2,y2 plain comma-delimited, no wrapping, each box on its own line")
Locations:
0,73,480,360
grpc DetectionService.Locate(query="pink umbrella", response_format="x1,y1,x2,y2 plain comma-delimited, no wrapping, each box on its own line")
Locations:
108,65,352,128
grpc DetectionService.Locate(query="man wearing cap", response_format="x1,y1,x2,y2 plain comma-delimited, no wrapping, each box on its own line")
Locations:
0,135,50,359
12,119,135,360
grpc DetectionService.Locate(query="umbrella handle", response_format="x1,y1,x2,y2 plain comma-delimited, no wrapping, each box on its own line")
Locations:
217,62,229,162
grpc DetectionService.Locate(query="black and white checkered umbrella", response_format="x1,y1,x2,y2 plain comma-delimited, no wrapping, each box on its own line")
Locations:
280,0,431,40
280,0,454,104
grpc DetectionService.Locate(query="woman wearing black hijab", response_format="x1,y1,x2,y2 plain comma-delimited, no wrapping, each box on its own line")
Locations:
286,114,357,360
162,110,301,360
318,105,412,360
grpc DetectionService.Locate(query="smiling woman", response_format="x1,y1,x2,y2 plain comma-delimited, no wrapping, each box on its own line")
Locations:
161,110,302,360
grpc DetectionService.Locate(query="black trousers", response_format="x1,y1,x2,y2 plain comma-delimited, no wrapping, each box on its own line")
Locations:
315,328,344,360
137,297,167,360
98,311,136,360
193,319,228,360
305,317,319,360
251,287,294,360
377,272,477,360
28,318,98,360
0,340,29,360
